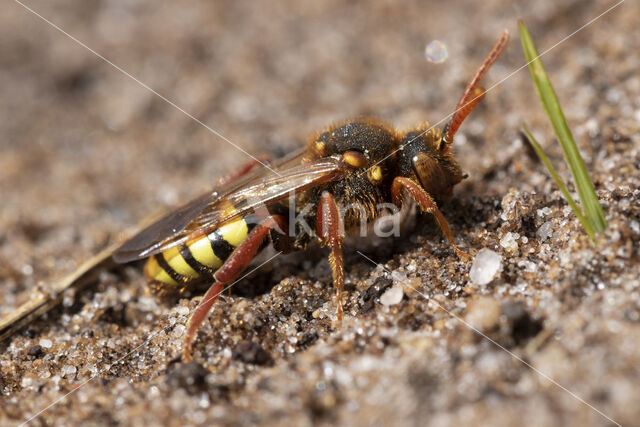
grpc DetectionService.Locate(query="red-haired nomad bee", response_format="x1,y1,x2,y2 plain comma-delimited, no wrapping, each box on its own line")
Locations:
0,31,509,361
114,31,509,360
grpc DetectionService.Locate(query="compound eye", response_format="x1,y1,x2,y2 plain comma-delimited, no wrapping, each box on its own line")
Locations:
412,152,448,192
342,151,367,168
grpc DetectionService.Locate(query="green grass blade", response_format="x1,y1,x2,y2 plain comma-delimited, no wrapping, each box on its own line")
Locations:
518,20,607,234
522,125,595,240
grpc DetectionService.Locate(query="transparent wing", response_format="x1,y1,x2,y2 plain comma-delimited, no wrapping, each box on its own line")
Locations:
113,151,344,263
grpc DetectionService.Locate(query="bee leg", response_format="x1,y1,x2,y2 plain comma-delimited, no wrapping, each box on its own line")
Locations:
146,280,181,298
183,281,224,362
182,214,288,362
216,156,272,186
391,177,468,259
316,191,345,321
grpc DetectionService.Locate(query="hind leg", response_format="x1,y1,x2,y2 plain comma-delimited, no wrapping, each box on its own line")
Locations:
183,214,288,362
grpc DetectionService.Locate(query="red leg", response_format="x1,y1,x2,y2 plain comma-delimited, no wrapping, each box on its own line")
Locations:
316,191,345,321
183,282,224,360
443,30,509,147
216,156,272,187
392,177,468,259
182,214,288,361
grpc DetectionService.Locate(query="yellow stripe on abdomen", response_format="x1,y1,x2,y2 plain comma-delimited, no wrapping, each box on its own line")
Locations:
217,219,249,247
144,255,178,286
187,235,223,269
163,246,200,279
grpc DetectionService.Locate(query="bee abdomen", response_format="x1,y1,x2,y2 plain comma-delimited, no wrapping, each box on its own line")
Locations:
144,218,252,291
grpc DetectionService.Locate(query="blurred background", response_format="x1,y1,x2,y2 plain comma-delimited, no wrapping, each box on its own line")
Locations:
1,0,638,425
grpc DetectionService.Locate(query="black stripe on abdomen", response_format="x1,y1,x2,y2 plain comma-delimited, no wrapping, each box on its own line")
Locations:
154,254,186,283
180,246,214,276
208,230,235,261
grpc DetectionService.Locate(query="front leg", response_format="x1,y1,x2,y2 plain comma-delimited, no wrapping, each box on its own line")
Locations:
391,177,468,259
316,191,345,321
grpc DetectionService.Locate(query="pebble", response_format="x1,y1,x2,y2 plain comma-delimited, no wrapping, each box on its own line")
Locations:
469,249,502,286
27,345,44,358
379,283,404,306
537,207,552,217
62,365,77,378
500,232,519,252
465,296,501,330
172,324,186,338
537,221,553,240
39,338,53,348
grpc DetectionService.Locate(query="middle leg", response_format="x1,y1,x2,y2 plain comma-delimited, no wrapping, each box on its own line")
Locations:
316,191,345,321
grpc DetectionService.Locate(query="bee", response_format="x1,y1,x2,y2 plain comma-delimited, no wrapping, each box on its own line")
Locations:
0,31,509,360
110,30,509,361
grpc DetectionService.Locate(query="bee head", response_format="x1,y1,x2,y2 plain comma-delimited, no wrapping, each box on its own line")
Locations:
397,128,464,202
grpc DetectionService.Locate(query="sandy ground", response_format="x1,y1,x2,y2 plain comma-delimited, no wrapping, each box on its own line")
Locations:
1,0,639,425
